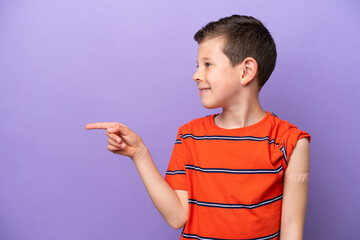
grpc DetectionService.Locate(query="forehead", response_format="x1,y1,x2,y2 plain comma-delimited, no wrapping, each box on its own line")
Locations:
197,36,226,61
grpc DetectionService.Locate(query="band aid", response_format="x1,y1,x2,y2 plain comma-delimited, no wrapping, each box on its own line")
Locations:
289,172,309,183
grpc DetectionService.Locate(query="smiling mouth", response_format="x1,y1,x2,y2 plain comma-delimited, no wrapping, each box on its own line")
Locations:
199,88,211,95
199,88,211,91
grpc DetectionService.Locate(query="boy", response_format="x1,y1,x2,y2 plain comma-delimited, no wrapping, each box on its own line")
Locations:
86,15,311,240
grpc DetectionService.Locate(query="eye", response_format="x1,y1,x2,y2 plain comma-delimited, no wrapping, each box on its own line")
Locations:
205,62,211,67
195,65,199,68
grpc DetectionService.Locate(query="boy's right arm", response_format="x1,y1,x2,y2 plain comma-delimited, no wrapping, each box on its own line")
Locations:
85,122,188,229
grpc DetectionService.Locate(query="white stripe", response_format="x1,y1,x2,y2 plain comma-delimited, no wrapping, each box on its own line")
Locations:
280,145,287,163
181,134,274,141
185,165,283,174
166,170,186,175
183,231,279,240
182,233,213,240
188,195,282,209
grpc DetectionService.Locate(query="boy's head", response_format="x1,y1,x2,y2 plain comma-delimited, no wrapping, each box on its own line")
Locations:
193,15,277,92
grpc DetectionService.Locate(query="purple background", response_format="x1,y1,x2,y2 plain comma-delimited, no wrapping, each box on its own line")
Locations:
0,0,359,239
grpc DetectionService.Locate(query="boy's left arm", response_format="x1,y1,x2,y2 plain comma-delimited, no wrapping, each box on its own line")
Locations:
280,137,310,240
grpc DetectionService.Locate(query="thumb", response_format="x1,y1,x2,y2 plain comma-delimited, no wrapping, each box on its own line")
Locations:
107,123,130,135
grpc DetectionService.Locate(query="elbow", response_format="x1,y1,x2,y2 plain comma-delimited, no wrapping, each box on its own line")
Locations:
169,221,186,230
167,215,187,230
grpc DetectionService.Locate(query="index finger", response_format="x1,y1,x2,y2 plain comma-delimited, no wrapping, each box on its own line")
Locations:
85,122,119,130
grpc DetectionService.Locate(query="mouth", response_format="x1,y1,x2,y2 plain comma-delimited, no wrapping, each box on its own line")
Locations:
199,87,211,92
199,87,211,95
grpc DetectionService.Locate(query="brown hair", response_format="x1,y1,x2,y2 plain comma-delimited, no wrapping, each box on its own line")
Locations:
194,15,277,92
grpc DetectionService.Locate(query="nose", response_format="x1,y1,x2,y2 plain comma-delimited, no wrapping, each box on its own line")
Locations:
193,68,202,82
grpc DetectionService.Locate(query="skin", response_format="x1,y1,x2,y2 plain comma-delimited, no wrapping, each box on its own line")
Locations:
194,36,266,129
85,122,188,229
280,137,310,240
86,36,310,239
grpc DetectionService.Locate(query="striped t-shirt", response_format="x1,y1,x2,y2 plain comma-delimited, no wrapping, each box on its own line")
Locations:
164,111,311,240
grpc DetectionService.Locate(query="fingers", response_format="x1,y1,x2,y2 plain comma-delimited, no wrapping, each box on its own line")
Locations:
107,123,130,135
106,131,126,152
107,140,126,152
107,137,126,149
86,122,130,137
106,131,122,143
86,121,132,155
107,144,122,152
85,122,121,130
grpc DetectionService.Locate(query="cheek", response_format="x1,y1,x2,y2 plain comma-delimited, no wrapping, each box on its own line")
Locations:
205,69,239,91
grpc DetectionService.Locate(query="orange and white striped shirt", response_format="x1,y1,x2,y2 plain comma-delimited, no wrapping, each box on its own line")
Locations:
165,111,311,240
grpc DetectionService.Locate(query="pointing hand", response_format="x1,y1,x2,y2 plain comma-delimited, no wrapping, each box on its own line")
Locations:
85,122,145,160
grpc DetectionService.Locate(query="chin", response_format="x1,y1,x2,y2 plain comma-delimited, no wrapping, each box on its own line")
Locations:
202,102,221,109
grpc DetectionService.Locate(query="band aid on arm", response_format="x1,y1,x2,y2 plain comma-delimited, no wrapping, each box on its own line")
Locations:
288,172,309,183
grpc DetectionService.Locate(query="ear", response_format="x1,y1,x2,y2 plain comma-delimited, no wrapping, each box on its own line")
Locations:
239,57,258,86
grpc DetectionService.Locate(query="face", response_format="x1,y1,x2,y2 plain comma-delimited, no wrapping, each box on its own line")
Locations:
193,37,243,109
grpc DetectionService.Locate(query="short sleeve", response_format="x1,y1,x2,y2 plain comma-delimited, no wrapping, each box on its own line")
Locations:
279,122,311,172
164,128,189,190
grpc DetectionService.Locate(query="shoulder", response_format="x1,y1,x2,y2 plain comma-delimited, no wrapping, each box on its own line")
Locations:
270,113,298,133
177,114,213,133
287,137,310,173
269,113,311,144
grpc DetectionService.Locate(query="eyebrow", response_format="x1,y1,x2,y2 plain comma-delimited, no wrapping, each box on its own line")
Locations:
196,57,212,64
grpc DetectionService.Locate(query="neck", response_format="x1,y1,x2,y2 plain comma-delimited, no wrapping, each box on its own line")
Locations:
215,91,266,129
